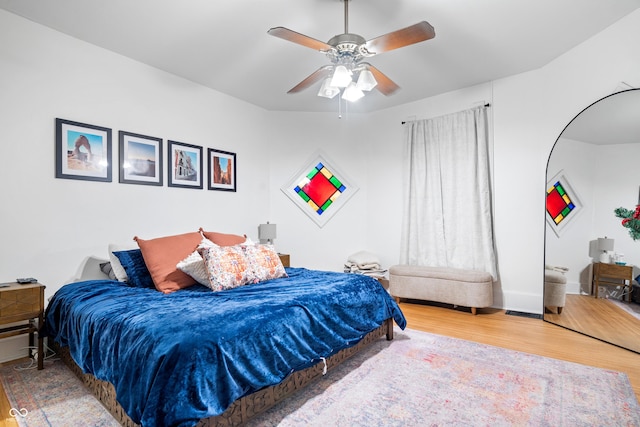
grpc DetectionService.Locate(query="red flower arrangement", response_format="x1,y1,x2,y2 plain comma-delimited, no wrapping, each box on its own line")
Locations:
614,205,640,240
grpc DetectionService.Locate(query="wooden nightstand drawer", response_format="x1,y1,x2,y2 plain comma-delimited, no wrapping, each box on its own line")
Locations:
0,282,45,369
0,286,44,323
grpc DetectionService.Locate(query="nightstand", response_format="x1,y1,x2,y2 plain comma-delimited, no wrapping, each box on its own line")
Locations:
592,262,633,302
278,254,290,268
0,282,45,369
377,278,389,290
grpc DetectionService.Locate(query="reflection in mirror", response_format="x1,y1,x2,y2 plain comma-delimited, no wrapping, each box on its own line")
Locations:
544,88,640,354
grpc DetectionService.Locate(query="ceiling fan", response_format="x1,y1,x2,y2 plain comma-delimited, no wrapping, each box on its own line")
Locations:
267,0,435,101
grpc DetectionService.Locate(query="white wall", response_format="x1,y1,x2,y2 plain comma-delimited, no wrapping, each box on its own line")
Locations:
546,137,598,293
0,10,273,361
2,8,640,361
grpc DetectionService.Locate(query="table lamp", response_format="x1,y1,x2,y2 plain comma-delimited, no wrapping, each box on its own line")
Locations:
597,237,614,263
259,222,277,244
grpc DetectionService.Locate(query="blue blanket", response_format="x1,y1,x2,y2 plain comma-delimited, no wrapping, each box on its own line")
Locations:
44,268,405,427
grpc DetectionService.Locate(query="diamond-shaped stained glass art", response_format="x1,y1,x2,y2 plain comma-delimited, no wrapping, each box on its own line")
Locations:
545,170,582,237
546,181,575,225
282,151,358,228
294,162,346,216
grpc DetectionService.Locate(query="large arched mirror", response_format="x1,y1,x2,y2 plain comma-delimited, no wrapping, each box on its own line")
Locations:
544,88,640,354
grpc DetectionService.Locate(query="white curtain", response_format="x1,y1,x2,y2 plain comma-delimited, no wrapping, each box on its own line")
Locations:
400,106,497,279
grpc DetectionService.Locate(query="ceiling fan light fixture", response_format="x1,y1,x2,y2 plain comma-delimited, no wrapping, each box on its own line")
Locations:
317,78,340,99
330,65,352,88
356,69,377,91
342,82,365,102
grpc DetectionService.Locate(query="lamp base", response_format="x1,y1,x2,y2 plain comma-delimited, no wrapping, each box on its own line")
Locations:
599,252,610,263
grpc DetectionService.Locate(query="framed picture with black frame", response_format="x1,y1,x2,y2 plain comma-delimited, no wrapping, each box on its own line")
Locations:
55,118,112,182
207,148,236,192
118,131,163,186
168,140,203,189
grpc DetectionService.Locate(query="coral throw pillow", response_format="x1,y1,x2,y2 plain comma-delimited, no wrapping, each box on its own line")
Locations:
135,232,202,293
200,228,246,246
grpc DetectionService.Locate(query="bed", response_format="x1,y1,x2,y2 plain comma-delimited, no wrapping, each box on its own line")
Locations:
43,251,405,427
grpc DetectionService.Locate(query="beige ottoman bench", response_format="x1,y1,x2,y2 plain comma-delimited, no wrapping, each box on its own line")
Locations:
389,265,493,315
544,268,567,314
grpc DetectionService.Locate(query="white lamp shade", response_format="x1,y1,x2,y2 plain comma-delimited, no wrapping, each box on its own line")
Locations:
356,69,377,91
259,223,277,243
597,237,614,252
342,82,365,102
317,78,340,99
330,65,352,88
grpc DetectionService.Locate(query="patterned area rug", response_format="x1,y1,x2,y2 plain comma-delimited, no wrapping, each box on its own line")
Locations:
247,328,640,426
0,359,119,427
1,328,639,427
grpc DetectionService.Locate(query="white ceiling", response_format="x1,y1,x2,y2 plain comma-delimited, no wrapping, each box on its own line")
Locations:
1,0,639,113
561,88,640,145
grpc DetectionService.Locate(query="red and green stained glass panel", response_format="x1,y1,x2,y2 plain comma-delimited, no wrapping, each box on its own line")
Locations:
282,151,359,228
294,162,346,216
546,181,576,225
545,171,582,237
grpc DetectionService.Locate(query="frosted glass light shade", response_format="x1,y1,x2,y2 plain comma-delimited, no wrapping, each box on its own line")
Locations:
330,65,352,88
342,82,364,102
356,69,377,91
317,78,340,98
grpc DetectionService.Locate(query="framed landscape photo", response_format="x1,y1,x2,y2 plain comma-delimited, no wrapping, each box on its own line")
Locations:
208,148,236,192
55,118,112,182
119,131,163,186
168,140,203,189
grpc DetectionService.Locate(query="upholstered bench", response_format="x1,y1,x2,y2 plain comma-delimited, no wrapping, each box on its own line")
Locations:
388,265,493,315
544,268,567,314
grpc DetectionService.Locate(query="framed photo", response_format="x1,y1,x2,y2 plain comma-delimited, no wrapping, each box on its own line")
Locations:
208,148,236,192
119,131,163,186
281,150,359,228
168,140,203,189
55,118,112,182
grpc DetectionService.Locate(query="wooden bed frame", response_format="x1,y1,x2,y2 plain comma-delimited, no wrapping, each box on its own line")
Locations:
54,318,394,426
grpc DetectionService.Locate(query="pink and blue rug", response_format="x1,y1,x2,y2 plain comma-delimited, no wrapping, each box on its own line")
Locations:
2,328,639,426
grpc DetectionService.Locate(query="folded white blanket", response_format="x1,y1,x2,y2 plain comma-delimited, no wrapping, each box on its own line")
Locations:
347,250,381,269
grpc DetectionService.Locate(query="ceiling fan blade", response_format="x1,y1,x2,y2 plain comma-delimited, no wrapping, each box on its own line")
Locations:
268,27,332,52
364,21,435,55
365,65,400,96
287,66,333,94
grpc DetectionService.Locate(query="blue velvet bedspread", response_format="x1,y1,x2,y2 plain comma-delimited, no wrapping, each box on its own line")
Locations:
43,268,406,427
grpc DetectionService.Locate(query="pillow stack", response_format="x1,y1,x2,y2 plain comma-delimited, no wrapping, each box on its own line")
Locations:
107,229,287,294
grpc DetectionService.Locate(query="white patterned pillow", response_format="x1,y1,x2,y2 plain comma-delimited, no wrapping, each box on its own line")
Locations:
244,243,287,282
176,238,217,285
197,245,253,291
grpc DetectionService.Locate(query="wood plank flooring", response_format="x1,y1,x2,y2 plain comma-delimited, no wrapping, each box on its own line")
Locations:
544,294,640,353
1,301,639,427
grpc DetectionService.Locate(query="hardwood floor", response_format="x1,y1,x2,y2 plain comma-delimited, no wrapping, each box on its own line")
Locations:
1,302,639,426
544,294,640,353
